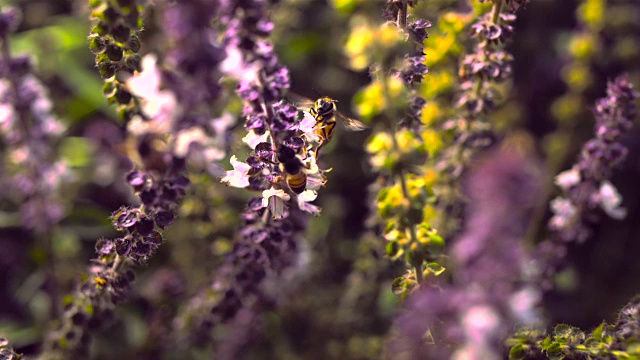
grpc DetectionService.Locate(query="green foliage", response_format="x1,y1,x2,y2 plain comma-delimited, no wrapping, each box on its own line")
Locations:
509,296,640,359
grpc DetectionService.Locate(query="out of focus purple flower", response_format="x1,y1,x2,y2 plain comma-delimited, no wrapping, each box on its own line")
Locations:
392,147,543,357
453,147,541,290
0,7,70,232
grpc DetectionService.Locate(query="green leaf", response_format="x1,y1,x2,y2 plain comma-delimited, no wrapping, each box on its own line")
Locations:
592,322,605,340
386,241,399,257
425,262,446,276
545,342,564,360
509,344,525,360
59,137,95,167
554,324,572,338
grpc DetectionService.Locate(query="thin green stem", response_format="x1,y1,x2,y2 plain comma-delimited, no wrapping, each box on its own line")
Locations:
397,0,408,30
491,0,503,24
415,264,424,283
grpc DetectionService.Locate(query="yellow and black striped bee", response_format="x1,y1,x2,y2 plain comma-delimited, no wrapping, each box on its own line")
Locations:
292,95,367,159
277,145,308,194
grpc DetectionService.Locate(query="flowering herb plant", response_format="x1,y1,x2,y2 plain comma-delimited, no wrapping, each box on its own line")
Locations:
0,0,640,359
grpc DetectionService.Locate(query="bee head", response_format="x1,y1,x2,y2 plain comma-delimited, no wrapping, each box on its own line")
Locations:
317,97,335,112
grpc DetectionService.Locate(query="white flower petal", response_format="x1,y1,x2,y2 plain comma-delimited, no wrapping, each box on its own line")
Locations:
298,112,319,142
242,130,270,150
297,190,321,215
221,155,250,188
174,127,208,157
598,181,627,220
126,54,161,99
262,188,290,219
555,167,581,190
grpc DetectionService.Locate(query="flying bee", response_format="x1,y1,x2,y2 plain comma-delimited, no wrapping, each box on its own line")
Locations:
276,145,309,194
291,95,367,159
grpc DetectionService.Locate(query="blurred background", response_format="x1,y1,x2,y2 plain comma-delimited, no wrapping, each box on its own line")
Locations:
1,0,640,358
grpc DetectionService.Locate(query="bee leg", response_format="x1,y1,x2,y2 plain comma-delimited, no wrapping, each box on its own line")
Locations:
315,141,326,160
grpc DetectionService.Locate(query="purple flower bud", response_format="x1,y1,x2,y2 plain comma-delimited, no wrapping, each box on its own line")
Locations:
254,142,273,159
154,210,175,229
135,215,155,236
117,210,138,229
126,170,146,187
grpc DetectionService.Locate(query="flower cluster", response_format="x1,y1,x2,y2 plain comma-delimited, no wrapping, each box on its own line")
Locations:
173,0,318,350
353,1,446,298
219,0,324,217
0,7,69,232
43,0,233,356
440,0,523,178
549,75,637,242
432,0,530,238
176,201,305,349
533,75,639,290
392,147,542,358
88,0,144,122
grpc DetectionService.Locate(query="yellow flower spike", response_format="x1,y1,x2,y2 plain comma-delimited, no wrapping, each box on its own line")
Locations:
378,22,404,47
422,70,454,98
561,62,592,92
422,205,438,223
329,0,361,14
421,129,444,156
551,94,583,125
568,33,597,60
394,130,417,152
354,80,385,120
578,0,605,30
366,132,393,154
387,76,406,99
420,102,439,125
441,12,471,33
345,24,376,70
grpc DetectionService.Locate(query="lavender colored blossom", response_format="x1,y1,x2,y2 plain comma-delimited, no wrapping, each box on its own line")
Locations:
393,147,542,357
549,75,638,243
172,0,322,351
0,31,69,231
453,147,541,290
44,1,235,356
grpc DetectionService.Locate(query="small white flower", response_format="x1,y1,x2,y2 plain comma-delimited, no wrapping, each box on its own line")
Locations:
262,188,290,219
242,129,270,150
174,127,208,157
211,113,235,136
125,54,178,126
549,197,577,229
298,112,319,142
0,103,16,133
555,167,581,190
221,155,251,188
127,55,161,99
221,45,259,83
509,287,541,325
461,305,500,343
297,190,321,215
598,181,627,220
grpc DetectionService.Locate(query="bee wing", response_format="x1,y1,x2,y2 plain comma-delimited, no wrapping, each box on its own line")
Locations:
287,92,315,109
335,112,367,131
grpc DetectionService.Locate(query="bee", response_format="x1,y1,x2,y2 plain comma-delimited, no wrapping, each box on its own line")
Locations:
277,145,309,194
292,95,367,159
